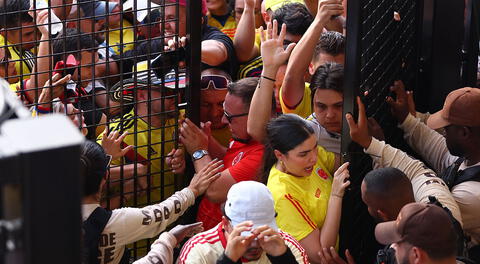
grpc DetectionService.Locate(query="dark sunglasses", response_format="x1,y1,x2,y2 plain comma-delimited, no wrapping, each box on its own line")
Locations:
201,75,230,90
224,110,248,123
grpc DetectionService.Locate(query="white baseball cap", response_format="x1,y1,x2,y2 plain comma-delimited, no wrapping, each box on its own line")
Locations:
224,181,278,236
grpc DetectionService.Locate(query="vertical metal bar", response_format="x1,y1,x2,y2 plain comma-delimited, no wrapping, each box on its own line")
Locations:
186,0,201,125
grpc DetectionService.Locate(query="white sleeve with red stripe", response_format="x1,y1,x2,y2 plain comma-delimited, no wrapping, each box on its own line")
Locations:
176,225,224,264
280,231,310,264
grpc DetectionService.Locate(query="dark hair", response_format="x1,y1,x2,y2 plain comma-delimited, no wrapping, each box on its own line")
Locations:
80,140,109,197
310,62,344,98
313,31,345,59
227,77,259,111
273,3,313,37
260,114,315,183
363,168,415,218
52,28,99,65
0,0,33,29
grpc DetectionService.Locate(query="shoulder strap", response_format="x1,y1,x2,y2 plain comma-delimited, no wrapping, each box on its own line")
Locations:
453,165,480,186
440,158,465,190
82,207,112,264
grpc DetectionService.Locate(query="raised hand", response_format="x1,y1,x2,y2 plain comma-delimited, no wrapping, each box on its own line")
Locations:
367,117,385,141
165,148,186,174
188,159,224,197
225,221,257,262
346,96,372,149
169,222,204,244
259,20,296,69
38,73,71,104
386,80,411,123
331,162,350,198
253,225,287,257
179,118,209,155
101,128,134,160
316,0,344,24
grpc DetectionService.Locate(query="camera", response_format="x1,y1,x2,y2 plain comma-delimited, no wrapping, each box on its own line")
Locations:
53,54,79,104
376,246,397,264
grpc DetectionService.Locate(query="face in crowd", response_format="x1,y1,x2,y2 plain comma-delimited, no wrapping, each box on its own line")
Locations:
200,68,231,130
234,0,264,29
222,93,250,142
164,4,187,39
222,220,264,261
275,133,318,177
313,88,343,133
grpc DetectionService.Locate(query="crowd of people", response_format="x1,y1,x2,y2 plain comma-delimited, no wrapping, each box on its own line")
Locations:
1,0,479,263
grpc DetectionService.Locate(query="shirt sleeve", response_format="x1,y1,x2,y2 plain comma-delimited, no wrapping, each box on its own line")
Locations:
280,232,310,264
228,145,264,182
279,84,312,118
202,26,237,78
398,113,458,174
177,242,215,264
365,138,463,224
316,146,336,176
275,193,317,241
105,188,195,246
132,232,177,264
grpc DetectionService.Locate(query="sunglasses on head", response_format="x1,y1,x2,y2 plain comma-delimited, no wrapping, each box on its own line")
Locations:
201,75,230,90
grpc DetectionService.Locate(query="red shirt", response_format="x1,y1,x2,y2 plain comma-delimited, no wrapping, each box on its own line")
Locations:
196,140,264,229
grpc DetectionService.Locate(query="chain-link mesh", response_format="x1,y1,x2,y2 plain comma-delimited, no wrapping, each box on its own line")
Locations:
341,0,421,262
0,0,198,261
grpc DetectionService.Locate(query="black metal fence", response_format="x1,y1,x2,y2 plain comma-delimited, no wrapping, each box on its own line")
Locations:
0,0,201,261
341,0,476,262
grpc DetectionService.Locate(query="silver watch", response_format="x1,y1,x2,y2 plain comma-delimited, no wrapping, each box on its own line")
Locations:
192,149,209,161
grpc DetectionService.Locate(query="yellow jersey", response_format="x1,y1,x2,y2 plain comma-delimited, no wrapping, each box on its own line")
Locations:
97,108,177,206
0,35,33,81
107,19,135,55
207,13,237,40
267,146,335,241
279,83,312,118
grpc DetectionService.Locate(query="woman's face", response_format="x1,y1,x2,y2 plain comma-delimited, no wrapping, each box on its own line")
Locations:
278,134,318,177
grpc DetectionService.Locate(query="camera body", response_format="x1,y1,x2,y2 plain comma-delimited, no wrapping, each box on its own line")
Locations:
376,246,397,264
53,54,79,104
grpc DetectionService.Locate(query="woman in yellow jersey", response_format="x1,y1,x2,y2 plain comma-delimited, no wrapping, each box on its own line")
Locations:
261,114,350,264
247,21,350,264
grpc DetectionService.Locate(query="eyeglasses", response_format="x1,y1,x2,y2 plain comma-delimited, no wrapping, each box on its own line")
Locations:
224,110,248,123
201,75,230,90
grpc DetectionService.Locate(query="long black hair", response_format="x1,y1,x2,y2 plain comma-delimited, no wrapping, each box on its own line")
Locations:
259,114,315,183
80,140,109,197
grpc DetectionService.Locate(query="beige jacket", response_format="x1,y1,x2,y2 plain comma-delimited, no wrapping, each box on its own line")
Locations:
399,113,480,244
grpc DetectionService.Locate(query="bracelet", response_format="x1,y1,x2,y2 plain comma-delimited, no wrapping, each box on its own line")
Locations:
261,75,276,82
331,193,343,199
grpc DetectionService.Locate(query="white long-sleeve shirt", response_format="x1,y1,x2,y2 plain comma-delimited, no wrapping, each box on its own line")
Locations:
365,137,462,224
399,113,480,244
82,188,195,264
132,232,177,264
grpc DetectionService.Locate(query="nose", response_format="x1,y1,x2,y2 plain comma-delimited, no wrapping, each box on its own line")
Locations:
221,113,229,125
250,239,259,248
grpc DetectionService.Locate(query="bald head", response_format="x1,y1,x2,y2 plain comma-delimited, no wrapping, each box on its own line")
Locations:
362,168,415,221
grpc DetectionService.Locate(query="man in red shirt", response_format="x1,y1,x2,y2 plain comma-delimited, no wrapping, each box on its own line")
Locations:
180,77,267,229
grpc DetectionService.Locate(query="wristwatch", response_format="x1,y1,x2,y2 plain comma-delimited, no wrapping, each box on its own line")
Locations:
192,149,209,161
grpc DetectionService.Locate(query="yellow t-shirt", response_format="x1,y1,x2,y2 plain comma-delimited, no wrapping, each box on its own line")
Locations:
107,19,135,55
0,35,32,81
211,126,232,147
267,146,335,241
279,83,312,118
97,108,177,206
207,14,237,39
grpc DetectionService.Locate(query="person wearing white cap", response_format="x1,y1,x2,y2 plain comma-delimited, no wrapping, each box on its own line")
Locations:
177,181,308,264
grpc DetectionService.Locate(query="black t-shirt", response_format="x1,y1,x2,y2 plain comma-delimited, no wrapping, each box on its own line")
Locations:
202,25,238,80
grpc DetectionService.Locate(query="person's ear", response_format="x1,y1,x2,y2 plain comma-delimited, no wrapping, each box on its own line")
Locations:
273,149,284,161
410,246,422,264
308,62,316,76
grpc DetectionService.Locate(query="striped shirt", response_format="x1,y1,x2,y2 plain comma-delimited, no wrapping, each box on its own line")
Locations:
177,223,309,264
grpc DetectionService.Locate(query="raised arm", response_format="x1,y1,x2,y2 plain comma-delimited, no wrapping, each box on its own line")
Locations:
233,0,260,63
247,21,295,142
201,40,229,66
25,10,52,103
281,0,343,108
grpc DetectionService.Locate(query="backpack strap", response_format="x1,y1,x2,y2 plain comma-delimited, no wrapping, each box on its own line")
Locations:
440,158,465,190
453,165,480,186
83,207,112,264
